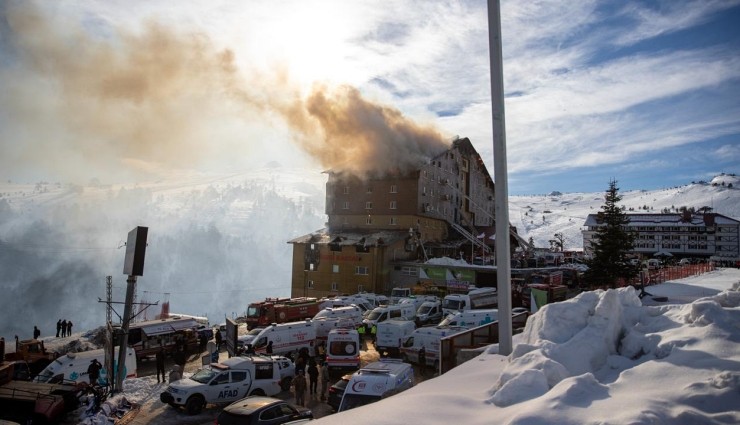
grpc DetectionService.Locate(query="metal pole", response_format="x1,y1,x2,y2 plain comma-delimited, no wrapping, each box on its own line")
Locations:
488,0,513,355
116,275,137,391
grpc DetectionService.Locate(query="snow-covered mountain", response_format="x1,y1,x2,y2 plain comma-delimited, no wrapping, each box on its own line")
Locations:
0,168,738,341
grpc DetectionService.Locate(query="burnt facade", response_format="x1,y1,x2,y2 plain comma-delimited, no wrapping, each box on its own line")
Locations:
289,137,499,298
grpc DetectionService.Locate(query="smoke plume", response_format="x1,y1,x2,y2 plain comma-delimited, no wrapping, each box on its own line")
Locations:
0,2,450,184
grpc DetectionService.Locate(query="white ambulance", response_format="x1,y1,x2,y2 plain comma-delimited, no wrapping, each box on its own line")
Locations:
363,303,416,327
35,346,137,385
160,355,282,415
337,358,414,412
415,300,443,326
441,287,497,316
325,328,360,371
375,319,416,358
438,309,498,328
313,305,364,328
250,320,316,358
399,326,467,370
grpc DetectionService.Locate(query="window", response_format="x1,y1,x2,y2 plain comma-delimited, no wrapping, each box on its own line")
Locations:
365,202,373,209
366,187,373,194
357,284,364,292
390,200,397,209
254,363,274,380
231,371,247,382
366,217,372,225
332,265,339,273
390,184,397,193
342,201,350,210
356,266,369,275
343,186,349,194
400,266,418,276
307,280,314,289
389,217,397,225
331,282,338,291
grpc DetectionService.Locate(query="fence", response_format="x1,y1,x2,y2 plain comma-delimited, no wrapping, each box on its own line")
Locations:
626,262,715,287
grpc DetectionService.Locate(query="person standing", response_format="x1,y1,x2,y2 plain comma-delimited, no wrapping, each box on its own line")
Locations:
155,347,166,383
61,320,67,337
33,325,41,340
87,359,102,385
307,359,319,395
215,329,223,350
292,370,307,407
370,323,377,345
265,340,273,354
56,320,62,338
320,360,330,401
66,320,73,337
418,345,427,377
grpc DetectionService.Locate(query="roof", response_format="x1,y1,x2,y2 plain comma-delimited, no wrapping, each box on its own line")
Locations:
287,229,410,246
583,213,739,227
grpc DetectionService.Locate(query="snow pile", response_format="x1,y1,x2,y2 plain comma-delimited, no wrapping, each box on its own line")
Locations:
425,256,470,266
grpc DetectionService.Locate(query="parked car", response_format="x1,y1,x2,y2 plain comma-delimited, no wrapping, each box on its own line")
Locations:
327,374,352,412
215,396,313,425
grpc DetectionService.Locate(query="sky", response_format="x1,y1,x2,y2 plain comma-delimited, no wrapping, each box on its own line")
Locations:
1,0,738,195
46,267,740,424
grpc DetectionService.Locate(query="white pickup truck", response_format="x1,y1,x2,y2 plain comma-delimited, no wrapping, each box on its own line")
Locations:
160,355,284,415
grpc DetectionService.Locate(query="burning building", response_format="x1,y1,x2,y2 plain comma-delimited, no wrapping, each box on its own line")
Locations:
288,137,522,297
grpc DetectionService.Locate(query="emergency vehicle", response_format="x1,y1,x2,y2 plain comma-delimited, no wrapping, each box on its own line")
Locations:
375,319,416,358
250,320,316,357
438,309,498,328
245,297,322,330
363,303,416,327
313,305,364,327
35,346,137,385
337,358,414,412
441,287,497,316
415,300,443,326
400,326,467,370
325,328,360,371
160,356,282,415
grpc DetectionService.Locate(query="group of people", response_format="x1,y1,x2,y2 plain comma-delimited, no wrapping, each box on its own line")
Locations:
356,322,378,343
55,319,73,338
291,356,331,407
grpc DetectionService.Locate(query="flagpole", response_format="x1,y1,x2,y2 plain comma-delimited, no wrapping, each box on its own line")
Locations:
488,0,513,355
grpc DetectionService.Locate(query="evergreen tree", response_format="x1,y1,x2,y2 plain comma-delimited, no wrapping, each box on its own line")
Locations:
584,180,638,288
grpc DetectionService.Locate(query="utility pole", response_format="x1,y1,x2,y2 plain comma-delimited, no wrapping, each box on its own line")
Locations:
488,0,513,355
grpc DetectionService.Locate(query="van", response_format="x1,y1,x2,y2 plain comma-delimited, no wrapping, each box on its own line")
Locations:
160,355,282,415
438,309,498,328
355,293,389,308
35,346,137,385
363,303,416,327
441,287,497,316
325,329,361,371
313,305,364,327
337,358,414,412
415,300,443,326
375,320,416,358
645,259,661,270
319,296,373,313
398,295,439,312
251,320,316,358
400,326,467,370
390,287,412,304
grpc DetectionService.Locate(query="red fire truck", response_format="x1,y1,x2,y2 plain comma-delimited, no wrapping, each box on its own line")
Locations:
245,297,322,329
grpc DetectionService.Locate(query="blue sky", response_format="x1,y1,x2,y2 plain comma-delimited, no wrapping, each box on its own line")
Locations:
0,0,738,195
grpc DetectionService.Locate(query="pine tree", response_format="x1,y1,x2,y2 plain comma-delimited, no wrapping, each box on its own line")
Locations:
584,180,638,288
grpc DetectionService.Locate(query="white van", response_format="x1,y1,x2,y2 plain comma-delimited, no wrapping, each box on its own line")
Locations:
337,358,414,412
355,293,389,308
363,303,416,327
325,329,361,371
313,305,364,327
438,309,498,328
251,320,316,357
35,347,137,385
320,296,374,313
441,287,497,316
400,326,467,369
375,320,416,358
390,287,412,304
160,356,282,415
415,300,443,326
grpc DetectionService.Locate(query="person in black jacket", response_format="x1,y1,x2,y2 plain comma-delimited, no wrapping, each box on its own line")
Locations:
33,326,41,340
156,347,166,383
87,359,102,385
56,320,62,338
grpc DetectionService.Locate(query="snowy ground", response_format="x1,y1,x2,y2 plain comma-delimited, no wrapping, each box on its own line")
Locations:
48,267,740,424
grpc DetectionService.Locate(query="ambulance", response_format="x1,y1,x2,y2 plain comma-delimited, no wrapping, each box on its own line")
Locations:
438,309,498,328
35,346,137,385
399,326,467,370
313,305,364,328
375,319,416,358
325,328,361,371
251,320,316,358
337,358,414,412
362,303,416,327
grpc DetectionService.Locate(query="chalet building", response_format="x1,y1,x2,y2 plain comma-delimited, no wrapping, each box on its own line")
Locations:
582,212,740,261
288,137,521,298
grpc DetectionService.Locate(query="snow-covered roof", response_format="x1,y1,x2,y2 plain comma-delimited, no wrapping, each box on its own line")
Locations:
583,213,739,227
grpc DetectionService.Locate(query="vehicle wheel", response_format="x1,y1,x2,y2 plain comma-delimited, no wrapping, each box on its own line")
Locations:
185,395,205,415
250,388,266,396
280,376,293,391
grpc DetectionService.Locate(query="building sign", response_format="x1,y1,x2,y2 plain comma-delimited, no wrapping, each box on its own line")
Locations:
549,271,563,286
446,280,470,291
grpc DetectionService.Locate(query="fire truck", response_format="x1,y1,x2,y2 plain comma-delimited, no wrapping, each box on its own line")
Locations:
245,297,322,330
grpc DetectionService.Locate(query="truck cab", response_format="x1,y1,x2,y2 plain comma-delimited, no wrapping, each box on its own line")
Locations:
160,356,282,415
